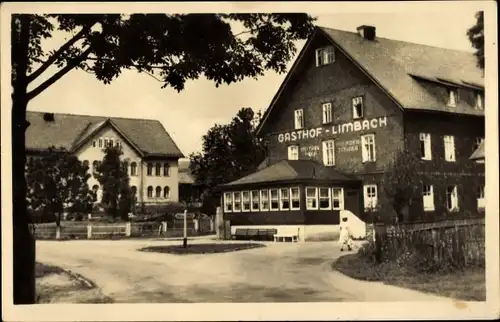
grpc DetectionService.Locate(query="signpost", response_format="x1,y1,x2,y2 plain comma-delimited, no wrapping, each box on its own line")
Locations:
183,209,188,248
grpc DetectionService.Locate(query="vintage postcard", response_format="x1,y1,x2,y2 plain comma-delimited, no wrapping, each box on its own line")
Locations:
1,1,499,321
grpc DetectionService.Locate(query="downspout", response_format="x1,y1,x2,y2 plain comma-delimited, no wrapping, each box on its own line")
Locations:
140,159,145,213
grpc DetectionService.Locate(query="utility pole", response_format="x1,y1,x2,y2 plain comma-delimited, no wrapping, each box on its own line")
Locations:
183,209,188,248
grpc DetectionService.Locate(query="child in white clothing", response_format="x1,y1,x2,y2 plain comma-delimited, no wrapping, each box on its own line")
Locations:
339,217,353,251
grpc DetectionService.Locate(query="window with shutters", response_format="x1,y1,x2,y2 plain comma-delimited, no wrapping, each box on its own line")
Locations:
419,133,432,160
290,187,300,210
322,140,335,166
322,103,333,124
364,185,378,210
242,191,251,212
270,189,279,211
288,145,299,160
422,185,435,211
332,188,344,210
444,135,456,162
306,187,318,210
279,188,290,210
352,96,364,119
260,190,269,211
251,191,260,211
224,192,233,212
446,186,459,211
361,134,376,162
233,192,241,212
315,46,335,66
477,186,485,210
294,109,304,129
319,188,331,210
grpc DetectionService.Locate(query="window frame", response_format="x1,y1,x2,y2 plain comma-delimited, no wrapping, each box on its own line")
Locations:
446,185,459,212
443,135,456,162
130,162,137,176
232,191,242,212
163,186,170,199
322,102,333,124
364,184,378,210
305,187,319,210
315,46,335,66
319,187,331,210
147,186,153,198
331,187,344,210
269,188,280,211
224,192,233,213
250,190,260,212
279,188,290,211
290,187,301,211
294,109,304,130
259,189,270,212
447,88,458,107
322,139,336,166
288,145,299,160
422,184,435,212
155,163,161,176
419,133,432,160
477,186,485,210
241,191,251,212
352,96,364,119
361,134,376,163
147,163,153,176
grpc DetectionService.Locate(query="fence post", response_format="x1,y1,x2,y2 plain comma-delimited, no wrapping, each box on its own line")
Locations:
56,226,61,240
193,219,199,232
431,229,439,263
216,207,223,239
210,218,214,233
161,221,167,236
125,222,131,237
87,224,92,239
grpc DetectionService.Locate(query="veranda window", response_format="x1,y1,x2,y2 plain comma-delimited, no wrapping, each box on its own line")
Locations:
260,190,269,211
306,187,318,210
233,192,241,212
290,187,300,210
279,188,290,210
242,191,251,212
224,192,233,212
251,190,260,211
319,188,331,210
270,189,279,211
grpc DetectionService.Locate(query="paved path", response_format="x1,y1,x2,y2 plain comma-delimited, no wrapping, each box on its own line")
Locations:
36,238,453,303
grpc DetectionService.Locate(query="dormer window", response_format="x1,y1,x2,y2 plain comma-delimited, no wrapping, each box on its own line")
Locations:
352,96,364,119
447,88,457,107
475,92,484,110
315,46,335,67
294,109,304,129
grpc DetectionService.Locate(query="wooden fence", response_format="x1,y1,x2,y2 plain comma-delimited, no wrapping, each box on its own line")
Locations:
34,218,214,240
373,218,485,269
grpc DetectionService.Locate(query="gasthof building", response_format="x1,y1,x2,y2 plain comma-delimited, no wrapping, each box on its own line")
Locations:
219,25,485,241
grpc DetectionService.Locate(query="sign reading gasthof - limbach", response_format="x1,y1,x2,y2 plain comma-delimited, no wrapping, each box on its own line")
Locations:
277,116,388,143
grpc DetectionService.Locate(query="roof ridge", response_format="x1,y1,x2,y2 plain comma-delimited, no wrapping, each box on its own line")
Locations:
27,110,160,122
318,26,475,54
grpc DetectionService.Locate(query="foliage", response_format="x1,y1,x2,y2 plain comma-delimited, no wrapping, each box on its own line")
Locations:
466,11,484,70
93,146,132,220
189,107,266,192
25,147,93,225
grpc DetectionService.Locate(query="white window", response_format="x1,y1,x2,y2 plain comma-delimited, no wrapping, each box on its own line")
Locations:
98,139,103,148
361,134,376,162
224,192,233,212
444,135,456,162
290,187,300,210
306,187,318,210
477,186,485,210
352,96,364,119
422,185,435,211
473,137,484,152
319,188,331,210
322,140,335,166
260,190,269,211
270,189,279,211
322,103,333,124
241,191,251,212
332,188,344,210
315,46,335,66
104,138,109,147
446,186,459,211
288,145,299,160
109,139,114,147
476,92,483,110
251,190,260,211
233,192,241,212
294,109,304,129
419,133,432,160
447,88,457,107
364,185,378,210
279,188,290,211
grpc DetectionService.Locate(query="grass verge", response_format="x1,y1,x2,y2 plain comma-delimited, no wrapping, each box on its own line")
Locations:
332,253,485,301
139,243,265,255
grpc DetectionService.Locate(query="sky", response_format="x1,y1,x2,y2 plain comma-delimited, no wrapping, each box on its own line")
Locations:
27,8,480,160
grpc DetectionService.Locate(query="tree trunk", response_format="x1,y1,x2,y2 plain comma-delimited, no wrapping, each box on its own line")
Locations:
12,14,36,304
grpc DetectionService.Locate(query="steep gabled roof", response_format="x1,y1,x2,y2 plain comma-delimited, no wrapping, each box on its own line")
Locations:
257,26,484,136
26,111,185,158
221,159,359,187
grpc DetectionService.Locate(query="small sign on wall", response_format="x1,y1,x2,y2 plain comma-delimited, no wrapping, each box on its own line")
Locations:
337,139,361,152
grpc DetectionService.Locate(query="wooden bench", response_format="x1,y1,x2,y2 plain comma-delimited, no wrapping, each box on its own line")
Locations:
257,229,278,241
273,228,300,243
233,228,278,241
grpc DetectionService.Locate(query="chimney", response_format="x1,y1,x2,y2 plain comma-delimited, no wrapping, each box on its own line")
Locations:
357,25,376,41
43,113,55,122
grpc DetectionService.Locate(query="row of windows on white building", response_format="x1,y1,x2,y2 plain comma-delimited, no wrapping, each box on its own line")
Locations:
287,133,484,165
92,138,123,149
314,46,484,113
223,187,345,213
223,184,485,213
91,184,171,199
83,160,171,177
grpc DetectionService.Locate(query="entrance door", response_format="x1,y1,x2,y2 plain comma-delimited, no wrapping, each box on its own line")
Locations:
344,189,361,219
